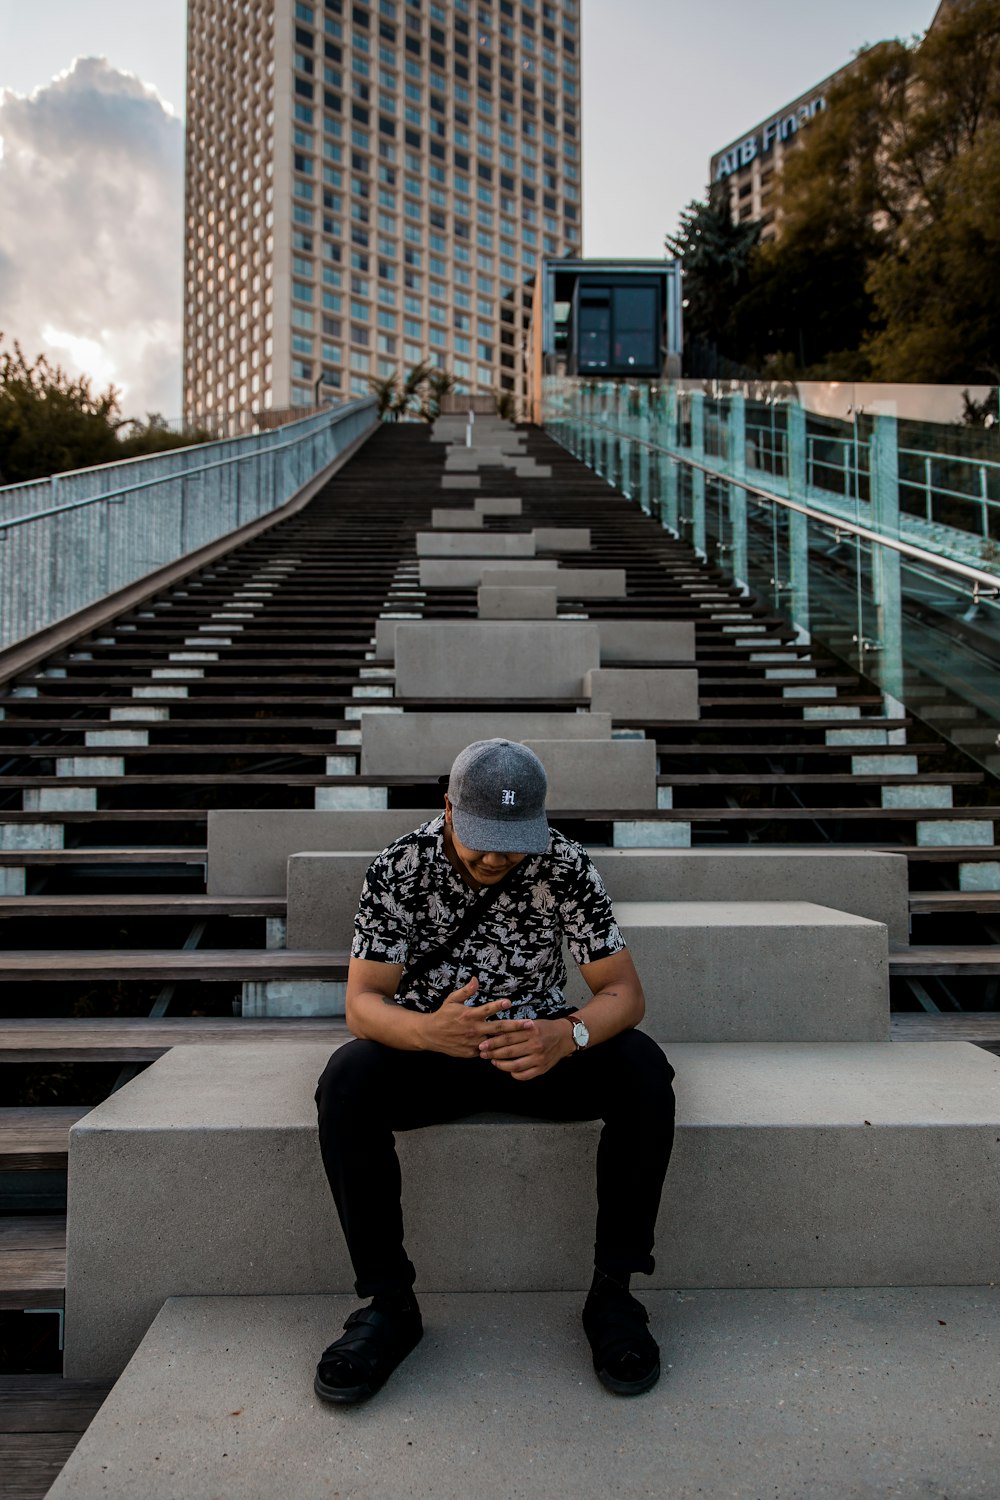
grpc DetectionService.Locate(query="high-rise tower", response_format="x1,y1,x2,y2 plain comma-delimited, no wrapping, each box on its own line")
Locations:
183,0,582,422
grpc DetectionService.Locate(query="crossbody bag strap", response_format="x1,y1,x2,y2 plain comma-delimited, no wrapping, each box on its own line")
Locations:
398,858,529,997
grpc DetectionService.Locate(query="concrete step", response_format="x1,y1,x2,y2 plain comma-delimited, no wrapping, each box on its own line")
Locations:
63,1040,1000,1378
564,901,888,1042
48,1286,1000,1500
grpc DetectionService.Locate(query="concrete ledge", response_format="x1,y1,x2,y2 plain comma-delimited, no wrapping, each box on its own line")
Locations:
482,567,627,600
533,528,591,552
563,901,888,1042
416,532,536,558
586,668,700,721
598,621,697,663
360,710,612,775
207,808,440,895
431,508,484,529
48,1286,1000,1500
522,737,657,810
587,848,910,945
419,558,557,589
478,585,559,619
63,1040,1000,1377
474,497,522,515
394,621,600,699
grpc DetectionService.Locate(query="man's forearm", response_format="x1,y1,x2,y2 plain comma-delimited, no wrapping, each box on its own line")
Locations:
569,984,644,1048
347,988,429,1050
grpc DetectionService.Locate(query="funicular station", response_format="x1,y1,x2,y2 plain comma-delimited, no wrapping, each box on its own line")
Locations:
3,362,1000,1495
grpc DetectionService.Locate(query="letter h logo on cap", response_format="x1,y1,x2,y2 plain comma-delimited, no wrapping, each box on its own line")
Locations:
500,788,516,806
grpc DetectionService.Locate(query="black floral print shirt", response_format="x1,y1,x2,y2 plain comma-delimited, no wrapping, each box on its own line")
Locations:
352,814,626,1018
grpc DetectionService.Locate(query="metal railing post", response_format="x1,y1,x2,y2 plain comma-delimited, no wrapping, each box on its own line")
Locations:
727,392,748,592
870,413,904,700
689,390,707,558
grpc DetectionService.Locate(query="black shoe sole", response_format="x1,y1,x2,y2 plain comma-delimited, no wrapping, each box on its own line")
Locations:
314,1325,422,1406
595,1358,661,1396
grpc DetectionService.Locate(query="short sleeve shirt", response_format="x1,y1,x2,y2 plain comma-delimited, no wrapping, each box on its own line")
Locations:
352,814,626,1019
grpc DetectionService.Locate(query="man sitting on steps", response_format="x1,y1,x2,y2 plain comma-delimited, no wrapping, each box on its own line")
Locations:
314,738,675,1403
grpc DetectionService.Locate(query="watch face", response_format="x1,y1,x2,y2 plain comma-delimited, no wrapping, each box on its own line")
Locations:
572,1020,590,1049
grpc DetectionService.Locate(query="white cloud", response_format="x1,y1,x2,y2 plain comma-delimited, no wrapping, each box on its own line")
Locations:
0,57,184,420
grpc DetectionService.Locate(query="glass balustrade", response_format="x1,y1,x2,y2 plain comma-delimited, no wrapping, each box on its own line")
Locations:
544,377,1000,779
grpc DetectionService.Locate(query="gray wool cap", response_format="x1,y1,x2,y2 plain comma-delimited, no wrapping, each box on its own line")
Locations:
447,738,550,854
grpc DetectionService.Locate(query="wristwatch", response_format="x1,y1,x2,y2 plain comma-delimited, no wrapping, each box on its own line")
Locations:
566,1014,590,1051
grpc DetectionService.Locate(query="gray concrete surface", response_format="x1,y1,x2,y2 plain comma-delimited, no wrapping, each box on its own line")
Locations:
585,667,700,720
477,584,559,618
430,507,483,528
207,808,440,895
285,851,376,949
394,621,601,700
416,531,536,558
587,847,910,945
63,1040,1000,1377
481,566,627,599
474,496,522,515
359,710,612,776
521,737,657,810
49,1286,1000,1500
532,526,591,551
418,557,558,589
597,619,697,662
563,901,888,1041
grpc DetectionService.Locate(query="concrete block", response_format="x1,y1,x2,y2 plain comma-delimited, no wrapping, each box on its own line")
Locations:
478,586,558,619
482,567,627,600
360,710,613,776
206,808,440,896
916,819,995,846
613,821,692,848
286,851,374,949
562,901,888,1042
588,848,910,945
597,621,696,663
474,497,522,515
959,862,1000,891
0,823,63,850
394,622,601,700
48,1286,1000,1500
441,476,480,490
417,532,536,559
85,730,149,747
0,868,26,894
520,738,657,811
882,786,953,809
63,1040,1000,1378
241,980,346,1017
585,669,700,721
431,508,484,529
56,757,124,777
24,788,98,812
532,528,591,552
314,786,388,810
420,558,558,590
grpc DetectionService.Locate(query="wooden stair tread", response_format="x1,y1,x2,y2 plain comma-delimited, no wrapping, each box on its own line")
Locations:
0,895,284,919
0,1110,88,1170
0,949,349,980
0,1016,352,1061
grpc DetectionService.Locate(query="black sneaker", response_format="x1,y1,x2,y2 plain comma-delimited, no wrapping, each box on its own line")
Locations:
314,1300,423,1405
582,1280,660,1396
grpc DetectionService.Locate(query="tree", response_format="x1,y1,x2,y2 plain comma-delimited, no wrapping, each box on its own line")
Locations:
0,335,121,484
0,334,210,484
367,361,458,423
666,184,760,367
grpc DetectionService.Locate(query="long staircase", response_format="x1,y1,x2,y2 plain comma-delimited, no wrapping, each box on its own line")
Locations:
3,420,1000,1498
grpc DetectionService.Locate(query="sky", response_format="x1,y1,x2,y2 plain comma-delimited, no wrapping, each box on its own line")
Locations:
0,0,939,420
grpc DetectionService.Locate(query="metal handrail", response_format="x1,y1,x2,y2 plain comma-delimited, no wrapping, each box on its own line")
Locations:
561,414,1000,595
0,405,370,532
0,432,323,532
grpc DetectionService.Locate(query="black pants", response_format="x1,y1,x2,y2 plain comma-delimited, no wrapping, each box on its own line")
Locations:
315,1029,675,1299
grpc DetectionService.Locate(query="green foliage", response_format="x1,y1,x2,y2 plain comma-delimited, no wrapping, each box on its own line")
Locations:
666,184,760,363
368,361,458,422
0,334,209,485
671,0,1000,381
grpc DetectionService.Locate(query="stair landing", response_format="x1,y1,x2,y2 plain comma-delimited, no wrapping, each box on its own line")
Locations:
47,1288,1000,1500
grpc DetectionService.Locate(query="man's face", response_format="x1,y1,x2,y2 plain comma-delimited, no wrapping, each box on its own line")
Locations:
443,797,527,885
